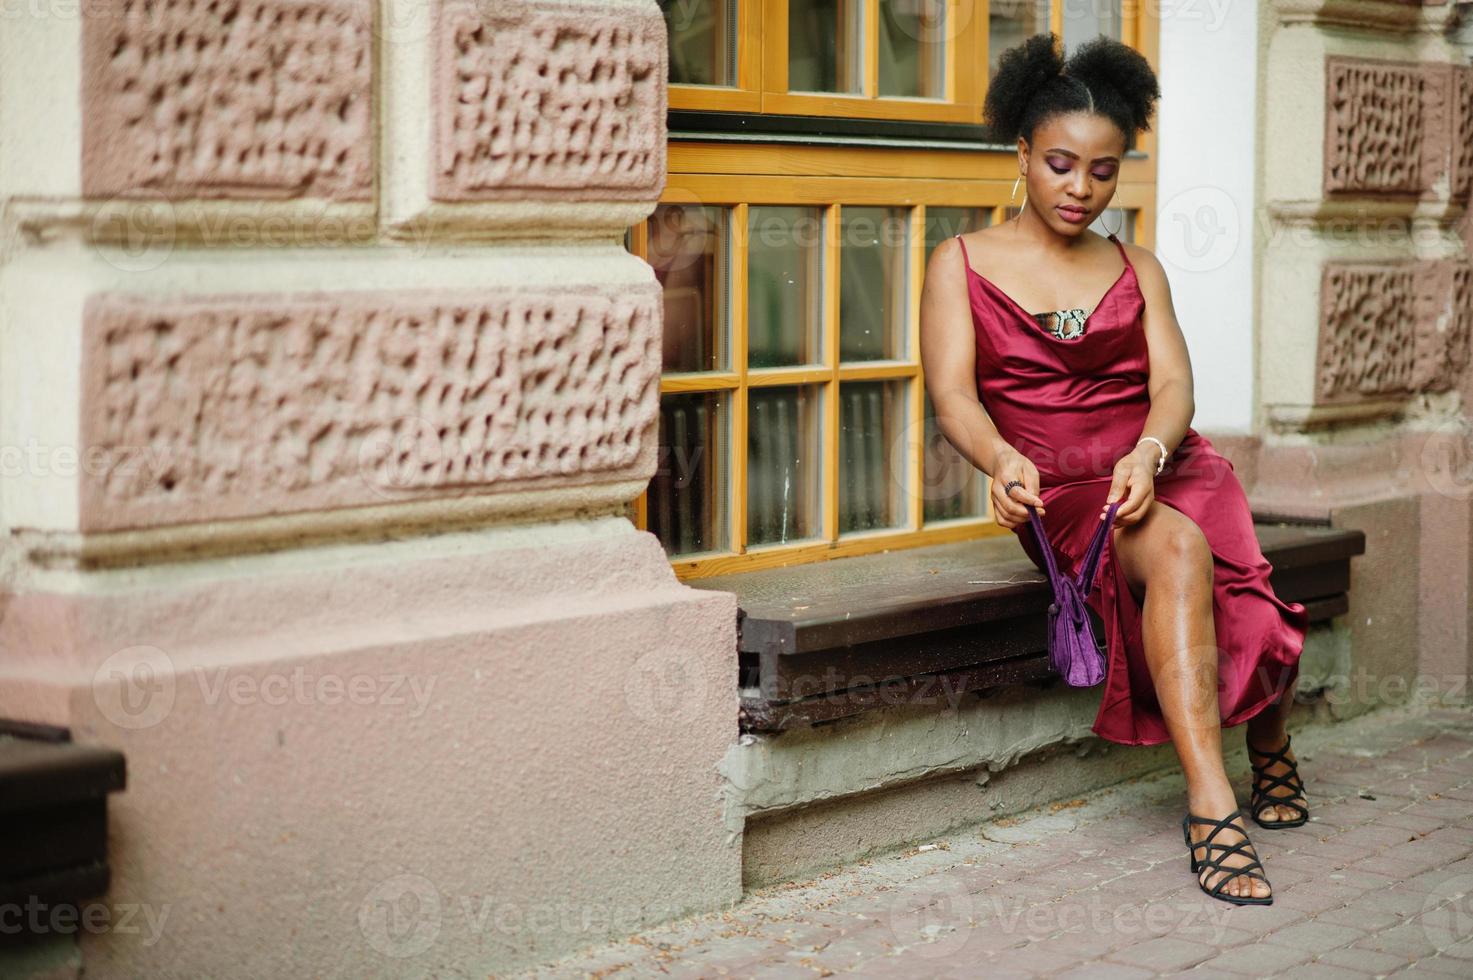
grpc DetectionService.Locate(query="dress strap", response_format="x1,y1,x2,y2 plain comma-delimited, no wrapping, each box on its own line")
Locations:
954,233,971,271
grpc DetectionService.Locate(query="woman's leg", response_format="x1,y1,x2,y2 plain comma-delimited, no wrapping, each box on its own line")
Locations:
1245,676,1306,823
1110,501,1271,900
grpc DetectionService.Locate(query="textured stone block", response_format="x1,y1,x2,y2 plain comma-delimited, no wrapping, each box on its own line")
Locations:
1324,57,1426,195
432,0,667,201
1316,261,1418,401
1454,65,1473,199
80,285,660,530
1412,258,1473,392
81,0,374,200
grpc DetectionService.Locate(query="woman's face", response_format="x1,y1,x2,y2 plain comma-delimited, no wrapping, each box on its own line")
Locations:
1019,112,1127,235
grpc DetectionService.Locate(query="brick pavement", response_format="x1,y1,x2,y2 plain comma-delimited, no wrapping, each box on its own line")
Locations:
520,707,1473,978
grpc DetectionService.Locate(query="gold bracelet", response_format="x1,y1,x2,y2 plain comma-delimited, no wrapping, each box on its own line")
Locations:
1136,436,1168,475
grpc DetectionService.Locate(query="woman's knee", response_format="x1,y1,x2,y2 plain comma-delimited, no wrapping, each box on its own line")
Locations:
1123,506,1213,590
1161,522,1213,590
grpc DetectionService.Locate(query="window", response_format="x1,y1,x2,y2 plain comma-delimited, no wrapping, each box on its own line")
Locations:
636,2,1156,579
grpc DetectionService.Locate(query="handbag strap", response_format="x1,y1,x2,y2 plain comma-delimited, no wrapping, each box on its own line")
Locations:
1026,498,1124,602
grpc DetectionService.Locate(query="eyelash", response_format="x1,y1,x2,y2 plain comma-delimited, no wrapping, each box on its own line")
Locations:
1049,163,1115,180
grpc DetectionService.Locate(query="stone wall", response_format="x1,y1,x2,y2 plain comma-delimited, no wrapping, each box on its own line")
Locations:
1248,0,1473,704
0,1,739,975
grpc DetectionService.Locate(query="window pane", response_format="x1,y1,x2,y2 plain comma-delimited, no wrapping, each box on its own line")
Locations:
879,0,945,99
648,204,730,373
988,1,1050,84
747,385,822,546
650,392,731,556
748,206,824,369
925,207,991,262
839,380,907,533
662,0,735,86
789,0,862,94
1062,0,1122,56
922,388,988,522
840,206,907,362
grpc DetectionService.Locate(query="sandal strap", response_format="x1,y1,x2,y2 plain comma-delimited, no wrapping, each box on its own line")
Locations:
1248,736,1307,812
1183,808,1272,897
1248,735,1300,779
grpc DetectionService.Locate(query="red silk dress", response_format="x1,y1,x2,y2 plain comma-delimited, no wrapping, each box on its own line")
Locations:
957,231,1310,745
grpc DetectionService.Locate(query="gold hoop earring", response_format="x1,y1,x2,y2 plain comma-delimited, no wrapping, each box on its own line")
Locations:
1105,211,1124,238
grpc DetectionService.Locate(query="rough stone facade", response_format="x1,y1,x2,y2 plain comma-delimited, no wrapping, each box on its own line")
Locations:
0,2,738,977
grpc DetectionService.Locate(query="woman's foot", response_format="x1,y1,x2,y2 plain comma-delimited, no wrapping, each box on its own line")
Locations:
1246,732,1309,827
1184,784,1273,901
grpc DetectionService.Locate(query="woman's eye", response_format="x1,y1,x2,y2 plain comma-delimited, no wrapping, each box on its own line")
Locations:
1048,163,1070,175
1093,169,1117,181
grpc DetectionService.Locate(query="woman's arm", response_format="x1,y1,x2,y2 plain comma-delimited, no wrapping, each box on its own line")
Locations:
1105,242,1197,525
919,236,1047,529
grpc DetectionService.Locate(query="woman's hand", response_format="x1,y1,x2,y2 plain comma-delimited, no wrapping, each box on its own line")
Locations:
991,447,1046,530
1105,444,1159,526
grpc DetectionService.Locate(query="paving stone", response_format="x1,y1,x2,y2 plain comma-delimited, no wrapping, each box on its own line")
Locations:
1194,940,1315,974
1312,901,1409,932
1262,918,1368,951
1313,944,1414,974
1352,920,1441,958
1104,935,1217,971
1272,880,1367,914
1054,961,1155,980
1276,964,1372,980
519,709,1473,978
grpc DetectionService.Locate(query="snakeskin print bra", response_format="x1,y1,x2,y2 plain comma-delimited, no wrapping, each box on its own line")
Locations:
956,233,1095,341
1034,307,1089,341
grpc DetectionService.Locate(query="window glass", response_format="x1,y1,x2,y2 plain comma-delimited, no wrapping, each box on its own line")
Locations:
922,388,988,521
924,206,991,259
839,380,907,532
1063,0,1123,55
789,0,863,93
662,0,735,86
651,392,732,556
988,0,1051,82
878,0,945,99
648,204,731,373
840,206,908,362
748,206,825,368
747,385,823,545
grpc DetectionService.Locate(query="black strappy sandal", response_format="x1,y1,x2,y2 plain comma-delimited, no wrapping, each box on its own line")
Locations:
1247,733,1309,829
1181,808,1274,906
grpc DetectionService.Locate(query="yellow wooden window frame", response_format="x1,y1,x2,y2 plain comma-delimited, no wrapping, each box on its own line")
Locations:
669,2,1149,124
631,145,1156,580
643,4,1161,580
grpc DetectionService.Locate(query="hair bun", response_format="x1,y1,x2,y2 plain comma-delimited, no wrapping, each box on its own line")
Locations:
983,33,1065,143
983,32,1160,146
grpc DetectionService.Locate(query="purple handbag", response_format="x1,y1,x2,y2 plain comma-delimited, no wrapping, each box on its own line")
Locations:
1025,498,1123,687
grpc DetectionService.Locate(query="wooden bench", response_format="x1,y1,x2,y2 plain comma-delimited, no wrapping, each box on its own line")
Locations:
0,722,126,924
688,520,1366,733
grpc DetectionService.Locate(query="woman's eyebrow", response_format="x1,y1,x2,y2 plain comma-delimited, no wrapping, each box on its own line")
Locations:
1044,149,1121,163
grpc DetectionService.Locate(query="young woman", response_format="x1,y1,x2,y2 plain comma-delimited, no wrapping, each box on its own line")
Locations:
920,33,1311,905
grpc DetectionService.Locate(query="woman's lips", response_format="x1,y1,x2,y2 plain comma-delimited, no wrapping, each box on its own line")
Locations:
1057,205,1090,224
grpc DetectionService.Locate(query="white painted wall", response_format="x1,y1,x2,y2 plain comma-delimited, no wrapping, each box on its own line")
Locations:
1153,0,1259,433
